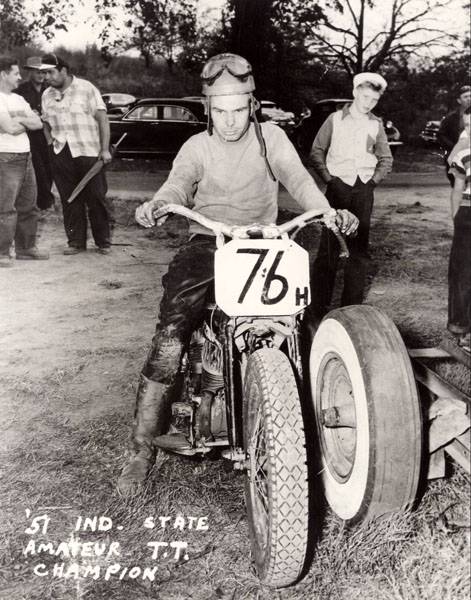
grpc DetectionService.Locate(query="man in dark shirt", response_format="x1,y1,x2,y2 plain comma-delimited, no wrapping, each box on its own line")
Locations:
16,56,54,211
437,85,471,186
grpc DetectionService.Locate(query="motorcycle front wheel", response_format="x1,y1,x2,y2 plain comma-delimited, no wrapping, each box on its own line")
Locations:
243,348,309,588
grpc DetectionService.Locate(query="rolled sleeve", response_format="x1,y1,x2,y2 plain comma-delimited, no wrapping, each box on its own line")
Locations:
88,83,107,115
372,122,393,183
309,115,333,184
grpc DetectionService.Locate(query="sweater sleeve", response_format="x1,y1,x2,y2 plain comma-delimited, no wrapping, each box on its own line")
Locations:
309,115,334,184
267,124,330,212
372,121,393,184
151,137,203,208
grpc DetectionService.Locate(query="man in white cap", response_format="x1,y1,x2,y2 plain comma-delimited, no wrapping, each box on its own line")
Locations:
309,72,393,323
117,52,359,495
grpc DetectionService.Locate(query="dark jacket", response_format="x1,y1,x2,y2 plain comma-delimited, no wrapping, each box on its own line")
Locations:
437,110,464,155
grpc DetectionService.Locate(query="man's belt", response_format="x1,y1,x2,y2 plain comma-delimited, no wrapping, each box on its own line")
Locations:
460,192,471,207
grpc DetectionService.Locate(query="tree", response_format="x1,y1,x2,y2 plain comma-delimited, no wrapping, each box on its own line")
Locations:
218,0,326,107
96,0,196,70
0,0,36,50
296,0,463,76
0,0,72,52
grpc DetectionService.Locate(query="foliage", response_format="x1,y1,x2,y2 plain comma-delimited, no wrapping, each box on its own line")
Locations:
0,0,72,51
94,0,198,70
0,0,35,50
207,0,329,110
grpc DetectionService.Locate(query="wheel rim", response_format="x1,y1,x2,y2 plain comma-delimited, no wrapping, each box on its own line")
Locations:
317,352,357,483
248,405,269,553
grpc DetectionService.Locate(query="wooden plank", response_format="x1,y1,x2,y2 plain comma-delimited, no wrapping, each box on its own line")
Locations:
445,432,471,474
412,360,471,406
408,348,451,359
440,337,471,369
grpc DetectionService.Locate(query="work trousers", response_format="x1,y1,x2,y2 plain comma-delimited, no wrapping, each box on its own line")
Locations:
51,144,110,249
29,131,54,210
310,176,375,318
142,236,216,383
0,152,39,257
448,206,471,335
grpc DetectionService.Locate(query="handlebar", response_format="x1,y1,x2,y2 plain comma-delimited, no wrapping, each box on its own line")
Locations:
152,204,349,258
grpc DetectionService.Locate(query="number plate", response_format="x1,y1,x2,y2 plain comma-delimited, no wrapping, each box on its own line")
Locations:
215,239,310,317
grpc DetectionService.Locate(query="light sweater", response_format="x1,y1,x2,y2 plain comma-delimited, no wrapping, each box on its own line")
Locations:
310,105,393,186
152,122,330,235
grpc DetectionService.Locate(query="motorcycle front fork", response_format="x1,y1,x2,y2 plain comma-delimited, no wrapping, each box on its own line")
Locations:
220,316,303,471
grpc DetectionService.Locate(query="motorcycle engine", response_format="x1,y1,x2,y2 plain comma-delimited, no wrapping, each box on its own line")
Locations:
188,324,227,441
201,323,225,393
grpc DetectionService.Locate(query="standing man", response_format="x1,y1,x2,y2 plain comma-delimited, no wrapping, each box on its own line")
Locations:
117,53,359,495
437,85,471,185
309,72,393,323
40,54,112,255
0,55,49,268
446,106,471,352
16,57,55,214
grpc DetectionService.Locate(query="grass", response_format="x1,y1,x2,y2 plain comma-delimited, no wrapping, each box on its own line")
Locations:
1,371,469,599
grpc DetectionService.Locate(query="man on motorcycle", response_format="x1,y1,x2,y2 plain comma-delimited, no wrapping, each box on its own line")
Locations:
117,53,359,496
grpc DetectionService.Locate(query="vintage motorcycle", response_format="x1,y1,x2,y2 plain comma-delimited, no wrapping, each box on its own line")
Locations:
149,204,422,589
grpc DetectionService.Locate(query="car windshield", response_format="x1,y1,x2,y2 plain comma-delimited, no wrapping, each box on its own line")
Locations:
162,106,197,121
126,105,158,120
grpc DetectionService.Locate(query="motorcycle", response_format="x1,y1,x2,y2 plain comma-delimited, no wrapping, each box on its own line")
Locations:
149,204,422,588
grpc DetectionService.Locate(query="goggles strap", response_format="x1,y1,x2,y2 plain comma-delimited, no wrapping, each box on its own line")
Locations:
251,96,276,182
207,97,213,135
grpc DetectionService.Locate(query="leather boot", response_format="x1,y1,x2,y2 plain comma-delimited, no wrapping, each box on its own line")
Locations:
117,374,171,496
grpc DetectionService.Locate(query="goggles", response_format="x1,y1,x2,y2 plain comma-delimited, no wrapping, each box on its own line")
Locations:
201,53,252,86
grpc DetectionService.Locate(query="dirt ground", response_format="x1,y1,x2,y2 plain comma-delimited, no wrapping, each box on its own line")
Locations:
1,180,469,600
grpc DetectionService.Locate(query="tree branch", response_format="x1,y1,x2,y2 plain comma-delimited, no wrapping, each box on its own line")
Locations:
344,0,360,29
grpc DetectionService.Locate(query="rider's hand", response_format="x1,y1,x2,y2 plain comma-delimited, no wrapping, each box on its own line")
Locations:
135,200,163,228
335,209,359,236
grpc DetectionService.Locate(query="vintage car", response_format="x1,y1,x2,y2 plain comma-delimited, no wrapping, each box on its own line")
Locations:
260,100,295,124
102,92,137,115
109,98,207,156
419,120,441,146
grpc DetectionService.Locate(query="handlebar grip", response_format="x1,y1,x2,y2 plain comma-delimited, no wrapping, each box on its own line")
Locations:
332,229,349,258
153,206,170,221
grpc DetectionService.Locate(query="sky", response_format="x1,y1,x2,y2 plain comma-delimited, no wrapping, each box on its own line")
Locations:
32,0,467,53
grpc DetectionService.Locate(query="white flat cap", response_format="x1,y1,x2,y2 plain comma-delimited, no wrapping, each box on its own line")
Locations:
353,72,387,93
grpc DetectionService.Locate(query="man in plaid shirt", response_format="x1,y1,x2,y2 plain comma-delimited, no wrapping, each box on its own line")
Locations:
41,54,112,255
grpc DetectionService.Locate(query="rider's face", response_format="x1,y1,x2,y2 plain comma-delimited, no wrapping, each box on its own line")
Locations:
210,94,251,142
